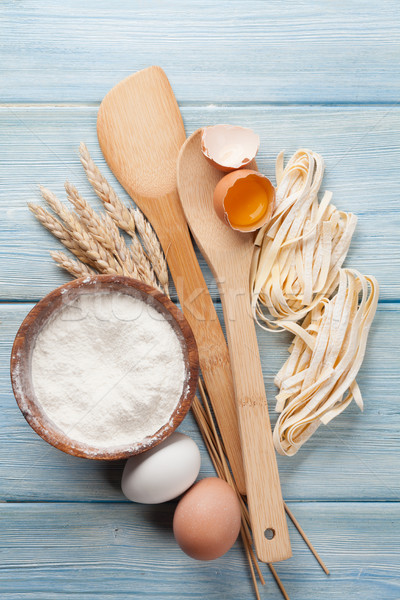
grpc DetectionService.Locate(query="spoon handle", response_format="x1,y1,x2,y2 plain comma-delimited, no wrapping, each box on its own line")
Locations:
219,275,292,563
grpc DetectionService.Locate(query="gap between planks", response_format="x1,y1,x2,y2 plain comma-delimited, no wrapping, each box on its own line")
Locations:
1,101,399,109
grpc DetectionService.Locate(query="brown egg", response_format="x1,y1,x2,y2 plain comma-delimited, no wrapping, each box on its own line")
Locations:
173,477,241,561
213,169,275,233
201,124,260,172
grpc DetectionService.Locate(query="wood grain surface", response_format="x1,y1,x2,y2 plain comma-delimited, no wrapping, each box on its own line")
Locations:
1,1,399,598
1,1,399,103
1,106,398,301
0,503,399,599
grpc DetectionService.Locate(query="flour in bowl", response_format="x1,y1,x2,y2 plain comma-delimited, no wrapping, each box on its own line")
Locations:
31,292,186,448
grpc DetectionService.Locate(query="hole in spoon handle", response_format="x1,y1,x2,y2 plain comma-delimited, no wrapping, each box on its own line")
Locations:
264,528,275,540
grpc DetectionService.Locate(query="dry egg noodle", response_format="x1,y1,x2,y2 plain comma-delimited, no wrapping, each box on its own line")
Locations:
273,269,379,456
251,149,357,330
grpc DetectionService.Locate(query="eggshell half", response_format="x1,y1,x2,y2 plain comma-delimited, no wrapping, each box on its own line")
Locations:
121,432,201,504
201,124,260,172
173,477,241,561
213,169,275,233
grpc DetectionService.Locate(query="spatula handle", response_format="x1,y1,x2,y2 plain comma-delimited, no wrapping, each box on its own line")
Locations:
219,276,291,563
144,191,246,494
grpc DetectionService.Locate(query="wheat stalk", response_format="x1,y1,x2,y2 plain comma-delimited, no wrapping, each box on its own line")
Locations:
32,154,161,287
33,201,121,276
79,142,136,235
39,185,81,233
134,208,169,294
28,203,91,265
129,235,160,290
64,181,137,278
36,187,112,274
34,191,122,275
67,223,123,275
79,142,165,291
43,183,121,275
100,213,139,279
64,181,114,251
51,251,96,279
30,203,116,275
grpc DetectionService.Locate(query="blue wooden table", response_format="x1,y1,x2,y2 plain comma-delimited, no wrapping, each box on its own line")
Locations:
1,2,399,598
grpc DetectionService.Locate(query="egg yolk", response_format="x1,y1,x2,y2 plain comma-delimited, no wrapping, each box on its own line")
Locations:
224,177,268,228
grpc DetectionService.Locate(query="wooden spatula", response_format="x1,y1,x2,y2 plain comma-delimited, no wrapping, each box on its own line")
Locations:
97,67,246,494
177,129,291,563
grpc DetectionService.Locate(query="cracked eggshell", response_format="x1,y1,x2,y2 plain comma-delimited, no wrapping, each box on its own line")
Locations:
213,169,275,233
201,125,260,172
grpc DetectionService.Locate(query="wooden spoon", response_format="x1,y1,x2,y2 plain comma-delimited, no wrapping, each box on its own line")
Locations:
177,129,291,563
97,67,246,493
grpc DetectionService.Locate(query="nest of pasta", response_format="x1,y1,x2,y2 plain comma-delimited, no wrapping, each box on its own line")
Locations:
251,149,379,455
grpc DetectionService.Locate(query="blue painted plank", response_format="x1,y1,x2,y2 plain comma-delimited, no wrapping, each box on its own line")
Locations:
2,3,399,599
2,302,398,502
1,1,399,103
0,502,398,599
1,105,399,300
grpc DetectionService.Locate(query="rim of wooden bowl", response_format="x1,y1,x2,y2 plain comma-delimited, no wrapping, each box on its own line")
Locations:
10,275,199,460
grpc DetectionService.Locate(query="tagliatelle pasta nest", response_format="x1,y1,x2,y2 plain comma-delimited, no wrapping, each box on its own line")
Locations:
273,269,379,456
250,148,379,455
251,149,358,330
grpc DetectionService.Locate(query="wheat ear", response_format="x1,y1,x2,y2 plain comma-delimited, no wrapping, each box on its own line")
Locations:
39,185,82,233
129,235,160,290
64,181,136,278
33,190,123,276
50,251,96,279
28,203,91,265
100,213,139,279
134,208,169,294
64,181,114,251
79,142,136,235
79,142,161,289
67,223,123,276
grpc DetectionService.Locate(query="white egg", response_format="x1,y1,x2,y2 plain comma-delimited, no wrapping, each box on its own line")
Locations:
121,432,201,504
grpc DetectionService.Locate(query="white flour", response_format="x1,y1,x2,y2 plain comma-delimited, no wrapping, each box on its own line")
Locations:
31,292,186,448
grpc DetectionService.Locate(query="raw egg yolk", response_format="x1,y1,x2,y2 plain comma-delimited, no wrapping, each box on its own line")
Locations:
224,177,268,228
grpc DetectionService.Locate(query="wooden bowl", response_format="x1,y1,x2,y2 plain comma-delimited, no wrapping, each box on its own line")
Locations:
10,275,199,460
